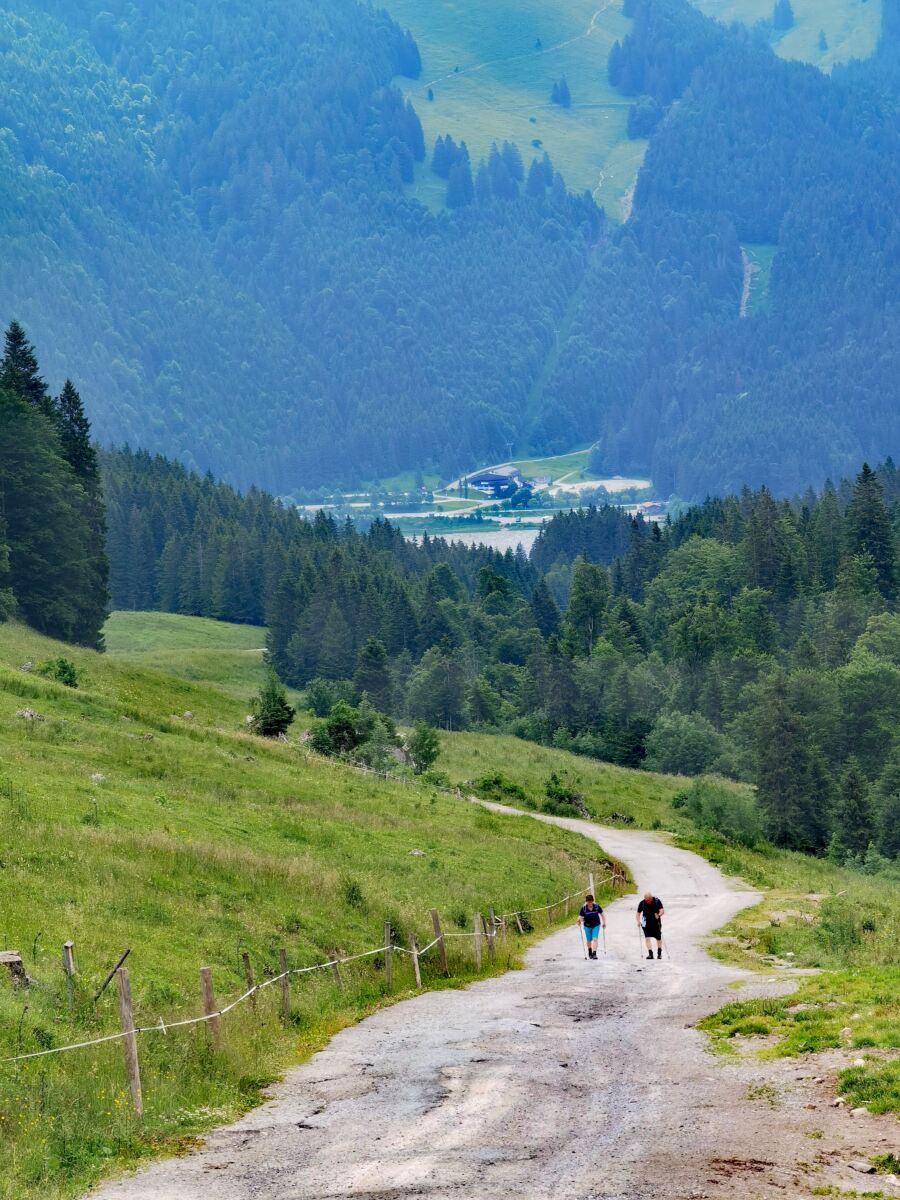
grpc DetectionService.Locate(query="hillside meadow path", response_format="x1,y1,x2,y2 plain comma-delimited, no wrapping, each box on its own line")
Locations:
91,811,893,1200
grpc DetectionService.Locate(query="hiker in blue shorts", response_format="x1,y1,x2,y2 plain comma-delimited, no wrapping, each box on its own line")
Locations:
578,893,606,959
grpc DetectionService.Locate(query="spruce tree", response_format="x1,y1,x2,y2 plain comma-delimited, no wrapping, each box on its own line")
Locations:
249,671,295,737
754,672,827,851
831,757,875,857
846,464,896,602
772,0,795,29
531,576,561,637
317,604,355,680
0,321,48,409
353,637,394,712
446,157,474,208
875,753,900,859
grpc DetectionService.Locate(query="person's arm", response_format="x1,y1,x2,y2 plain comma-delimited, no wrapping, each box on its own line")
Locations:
657,901,665,920
635,904,642,927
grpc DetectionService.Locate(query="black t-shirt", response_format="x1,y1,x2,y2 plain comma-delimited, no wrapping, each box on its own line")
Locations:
637,898,663,927
579,902,603,928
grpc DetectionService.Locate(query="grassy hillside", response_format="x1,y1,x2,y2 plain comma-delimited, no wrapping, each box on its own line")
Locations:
696,0,882,69
104,612,269,700
0,619,622,1199
388,0,642,213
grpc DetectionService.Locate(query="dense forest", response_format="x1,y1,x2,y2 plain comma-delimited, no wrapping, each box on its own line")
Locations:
101,447,900,863
543,0,900,496
1,0,897,498
0,323,107,646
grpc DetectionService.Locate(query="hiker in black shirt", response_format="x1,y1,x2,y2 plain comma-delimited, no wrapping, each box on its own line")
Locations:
637,893,665,959
578,893,606,959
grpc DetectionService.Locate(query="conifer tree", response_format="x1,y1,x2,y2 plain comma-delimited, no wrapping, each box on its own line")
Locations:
446,156,474,208
846,463,896,602
353,637,394,712
318,604,355,680
755,672,828,851
249,671,295,737
772,0,795,29
831,757,875,857
531,576,561,637
0,321,48,409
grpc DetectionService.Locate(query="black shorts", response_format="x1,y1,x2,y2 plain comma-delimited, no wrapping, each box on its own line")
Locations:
642,922,662,940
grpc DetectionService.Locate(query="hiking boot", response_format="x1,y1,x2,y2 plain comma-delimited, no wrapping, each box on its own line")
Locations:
646,953,654,960
657,948,662,959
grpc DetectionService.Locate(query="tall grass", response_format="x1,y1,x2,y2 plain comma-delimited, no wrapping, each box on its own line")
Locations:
0,620,621,1198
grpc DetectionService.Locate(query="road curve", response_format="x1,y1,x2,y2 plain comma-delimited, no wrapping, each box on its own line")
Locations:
91,813,823,1200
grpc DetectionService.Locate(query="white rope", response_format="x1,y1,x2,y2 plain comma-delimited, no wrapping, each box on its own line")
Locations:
1,874,622,1066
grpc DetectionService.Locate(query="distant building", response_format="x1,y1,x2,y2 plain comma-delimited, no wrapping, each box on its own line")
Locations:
637,501,666,517
468,466,524,498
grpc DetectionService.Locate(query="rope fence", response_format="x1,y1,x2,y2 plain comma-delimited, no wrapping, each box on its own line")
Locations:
0,869,621,1097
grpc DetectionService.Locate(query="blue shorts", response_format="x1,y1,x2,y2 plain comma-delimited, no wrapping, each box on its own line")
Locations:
583,926,600,941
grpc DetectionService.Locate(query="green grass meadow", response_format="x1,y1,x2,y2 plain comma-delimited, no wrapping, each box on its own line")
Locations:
696,0,881,70
389,0,640,209
0,619,623,1198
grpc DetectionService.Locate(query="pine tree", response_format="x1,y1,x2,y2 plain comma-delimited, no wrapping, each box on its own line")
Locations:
501,141,524,182
446,156,474,208
249,671,295,737
755,672,828,851
875,753,900,859
531,576,561,637
831,757,875,857
846,463,896,602
772,0,795,29
353,637,394,712
526,159,547,199
475,160,492,204
317,604,355,680
0,321,48,408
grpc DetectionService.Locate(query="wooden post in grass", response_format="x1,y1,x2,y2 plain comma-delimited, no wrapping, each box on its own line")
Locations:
241,951,256,1010
278,949,290,1021
383,923,393,992
565,894,570,918
589,872,595,896
200,967,222,1050
473,913,482,970
410,934,422,989
62,941,76,1013
431,910,449,977
116,967,143,1117
500,917,508,956
329,951,344,992
515,912,525,935
485,914,495,964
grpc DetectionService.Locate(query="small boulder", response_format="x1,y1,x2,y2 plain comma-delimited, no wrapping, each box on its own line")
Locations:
15,707,44,721
853,1058,866,1067
849,1160,875,1175
409,849,426,857
850,1107,869,1117
91,772,106,784
183,710,193,720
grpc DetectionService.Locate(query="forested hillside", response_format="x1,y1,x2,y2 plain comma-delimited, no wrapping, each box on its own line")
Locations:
100,447,900,865
0,0,599,490
542,0,900,496
1,0,897,498
0,323,107,646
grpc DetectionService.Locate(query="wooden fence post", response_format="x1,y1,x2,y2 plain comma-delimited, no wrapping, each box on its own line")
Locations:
383,922,393,991
473,912,482,970
410,934,422,988
241,951,256,1010
485,914,496,964
589,872,595,896
278,949,290,1021
500,917,508,956
200,967,222,1049
515,912,525,935
116,967,142,1117
329,950,344,992
62,941,76,1013
431,910,449,976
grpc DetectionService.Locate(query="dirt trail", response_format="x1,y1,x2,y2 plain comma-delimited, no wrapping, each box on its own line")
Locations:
91,813,896,1200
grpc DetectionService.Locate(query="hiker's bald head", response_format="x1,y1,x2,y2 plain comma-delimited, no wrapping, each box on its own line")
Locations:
643,892,653,902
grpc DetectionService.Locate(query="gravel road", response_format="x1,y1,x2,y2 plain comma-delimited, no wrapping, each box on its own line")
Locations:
91,813,896,1199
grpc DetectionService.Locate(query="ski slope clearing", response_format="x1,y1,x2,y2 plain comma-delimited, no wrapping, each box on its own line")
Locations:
91,813,895,1199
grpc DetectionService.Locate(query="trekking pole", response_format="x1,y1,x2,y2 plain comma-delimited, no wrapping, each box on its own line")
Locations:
661,932,671,961
578,924,588,960
602,926,607,956
637,925,645,960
